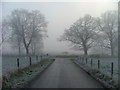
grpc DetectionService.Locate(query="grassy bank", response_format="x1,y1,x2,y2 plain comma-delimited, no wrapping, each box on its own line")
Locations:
72,59,118,89
2,59,54,88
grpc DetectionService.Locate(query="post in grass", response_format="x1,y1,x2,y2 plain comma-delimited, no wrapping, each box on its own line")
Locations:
36,55,38,63
17,58,20,72
29,56,32,66
98,60,100,69
111,62,113,78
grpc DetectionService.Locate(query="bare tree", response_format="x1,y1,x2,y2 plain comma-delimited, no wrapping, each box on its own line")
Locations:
30,34,43,55
96,11,117,56
59,14,98,55
0,19,12,55
9,9,47,55
0,19,11,46
10,33,23,54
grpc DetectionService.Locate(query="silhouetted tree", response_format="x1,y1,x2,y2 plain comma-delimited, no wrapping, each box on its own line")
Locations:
0,19,11,46
59,14,98,55
96,11,117,56
9,9,48,54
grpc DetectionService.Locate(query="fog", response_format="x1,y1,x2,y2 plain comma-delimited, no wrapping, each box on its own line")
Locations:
1,1,117,55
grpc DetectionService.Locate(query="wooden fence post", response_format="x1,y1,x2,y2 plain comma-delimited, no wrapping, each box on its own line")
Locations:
86,58,87,64
36,56,38,63
29,56,31,66
111,62,113,78
98,60,100,69
17,58,20,72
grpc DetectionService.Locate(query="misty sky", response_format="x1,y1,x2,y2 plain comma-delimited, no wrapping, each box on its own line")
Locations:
2,1,118,54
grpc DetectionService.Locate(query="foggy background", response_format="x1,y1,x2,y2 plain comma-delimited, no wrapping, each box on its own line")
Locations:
1,1,118,55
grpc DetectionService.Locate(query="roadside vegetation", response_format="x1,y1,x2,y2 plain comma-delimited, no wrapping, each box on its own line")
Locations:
2,58,54,88
72,57,118,89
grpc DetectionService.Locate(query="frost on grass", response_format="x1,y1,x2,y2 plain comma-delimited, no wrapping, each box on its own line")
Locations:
2,59,54,88
73,58,118,88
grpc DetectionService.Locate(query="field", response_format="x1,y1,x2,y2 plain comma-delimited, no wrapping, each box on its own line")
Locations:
1,55,118,82
2,55,48,77
75,57,118,82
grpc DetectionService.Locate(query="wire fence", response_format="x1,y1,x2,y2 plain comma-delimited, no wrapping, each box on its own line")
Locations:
2,55,49,77
74,56,118,82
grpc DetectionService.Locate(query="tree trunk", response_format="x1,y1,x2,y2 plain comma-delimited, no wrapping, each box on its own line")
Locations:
84,48,88,56
26,47,29,55
83,43,88,56
23,37,30,55
24,45,29,55
31,42,34,54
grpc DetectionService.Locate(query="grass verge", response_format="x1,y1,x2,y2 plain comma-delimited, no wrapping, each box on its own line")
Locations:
72,59,118,89
2,59,54,88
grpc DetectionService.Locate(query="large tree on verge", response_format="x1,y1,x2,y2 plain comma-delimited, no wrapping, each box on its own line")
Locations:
96,11,117,56
9,9,47,54
60,14,98,55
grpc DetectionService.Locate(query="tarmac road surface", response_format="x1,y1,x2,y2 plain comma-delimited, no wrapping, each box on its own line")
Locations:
27,58,105,88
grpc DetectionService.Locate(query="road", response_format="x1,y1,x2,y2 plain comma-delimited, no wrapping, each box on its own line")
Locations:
27,58,105,88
